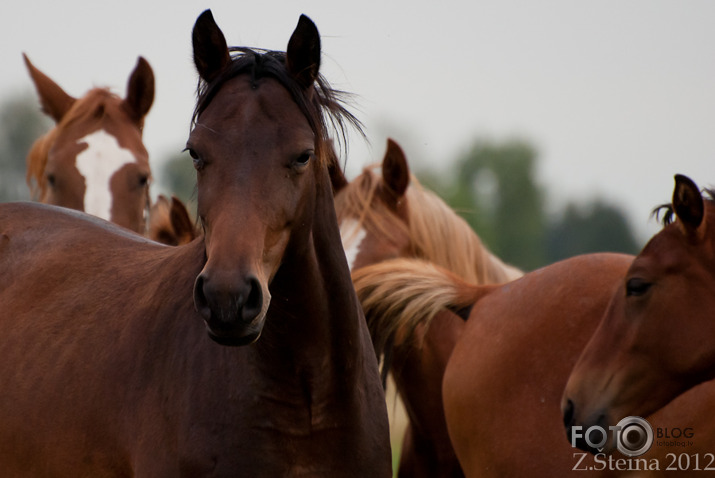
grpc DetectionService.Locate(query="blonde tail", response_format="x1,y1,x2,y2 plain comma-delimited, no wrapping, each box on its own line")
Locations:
352,258,496,359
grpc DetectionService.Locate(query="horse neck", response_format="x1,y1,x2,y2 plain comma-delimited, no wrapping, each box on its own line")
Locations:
259,165,370,377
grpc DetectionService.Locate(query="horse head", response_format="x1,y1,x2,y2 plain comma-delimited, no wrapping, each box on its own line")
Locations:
24,54,154,233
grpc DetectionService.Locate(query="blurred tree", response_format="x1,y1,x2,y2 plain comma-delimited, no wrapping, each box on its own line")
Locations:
156,150,196,212
545,200,640,262
417,137,640,271
0,92,51,202
425,139,547,271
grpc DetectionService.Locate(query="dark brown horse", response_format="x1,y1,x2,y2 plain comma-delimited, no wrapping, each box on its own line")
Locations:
0,10,390,476
24,54,154,233
563,175,715,454
334,139,520,478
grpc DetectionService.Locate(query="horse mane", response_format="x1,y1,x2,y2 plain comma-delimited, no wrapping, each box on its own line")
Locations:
405,177,523,284
337,165,523,285
652,188,715,226
192,47,362,170
26,88,128,200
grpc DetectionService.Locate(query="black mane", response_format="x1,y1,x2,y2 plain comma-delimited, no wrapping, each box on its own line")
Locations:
192,47,362,164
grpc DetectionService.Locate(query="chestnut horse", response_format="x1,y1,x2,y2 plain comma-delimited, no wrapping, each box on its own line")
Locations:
0,10,390,476
354,250,715,476
335,139,521,478
24,54,154,233
563,175,715,454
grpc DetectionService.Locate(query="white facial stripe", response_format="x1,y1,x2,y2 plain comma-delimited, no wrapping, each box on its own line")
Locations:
339,218,367,272
75,130,138,221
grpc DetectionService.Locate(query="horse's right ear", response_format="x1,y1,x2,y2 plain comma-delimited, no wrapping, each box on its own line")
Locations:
192,10,230,83
382,138,410,200
23,53,76,123
123,57,155,128
673,174,705,236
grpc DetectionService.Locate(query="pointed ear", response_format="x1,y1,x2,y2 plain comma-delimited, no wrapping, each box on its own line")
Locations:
170,196,197,244
122,56,155,127
673,174,704,234
382,138,410,199
286,15,321,89
192,10,231,83
23,53,76,123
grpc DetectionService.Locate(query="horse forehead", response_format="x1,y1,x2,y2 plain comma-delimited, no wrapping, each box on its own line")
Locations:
75,129,142,221
199,77,311,140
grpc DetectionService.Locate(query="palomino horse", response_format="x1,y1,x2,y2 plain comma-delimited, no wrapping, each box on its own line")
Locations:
24,54,154,233
0,10,390,476
353,251,715,476
563,175,715,454
335,138,521,478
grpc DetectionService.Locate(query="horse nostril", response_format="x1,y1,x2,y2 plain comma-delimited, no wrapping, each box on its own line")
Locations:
241,276,263,323
193,274,211,320
563,399,575,429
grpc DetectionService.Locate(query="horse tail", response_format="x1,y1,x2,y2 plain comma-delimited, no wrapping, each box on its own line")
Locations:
352,258,496,361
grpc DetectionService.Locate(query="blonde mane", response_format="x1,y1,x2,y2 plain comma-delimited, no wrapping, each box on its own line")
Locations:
336,165,522,285
26,88,126,201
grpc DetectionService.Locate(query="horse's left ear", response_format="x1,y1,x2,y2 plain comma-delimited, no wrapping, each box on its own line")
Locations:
192,9,231,83
673,174,705,235
123,57,155,127
286,15,321,90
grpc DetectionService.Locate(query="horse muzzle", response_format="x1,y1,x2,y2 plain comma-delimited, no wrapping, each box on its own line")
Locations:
193,272,269,346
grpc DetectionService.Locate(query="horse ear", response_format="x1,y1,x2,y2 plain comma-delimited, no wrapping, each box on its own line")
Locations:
123,57,155,127
192,9,231,83
170,196,197,244
673,174,704,234
286,15,321,90
382,138,410,199
23,53,76,123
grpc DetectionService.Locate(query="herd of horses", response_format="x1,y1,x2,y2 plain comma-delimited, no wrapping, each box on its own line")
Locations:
1,9,712,478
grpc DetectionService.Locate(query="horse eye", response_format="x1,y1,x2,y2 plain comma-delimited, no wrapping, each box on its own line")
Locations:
626,278,652,297
184,147,204,171
138,174,149,187
294,151,313,167
46,174,56,187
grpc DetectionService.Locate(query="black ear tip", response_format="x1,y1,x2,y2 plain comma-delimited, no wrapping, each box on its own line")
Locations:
297,14,318,33
674,174,699,191
194,9,217,34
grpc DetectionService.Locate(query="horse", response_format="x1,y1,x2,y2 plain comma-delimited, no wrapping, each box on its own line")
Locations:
353,251,715,476
334,138,521,477
24,54,155,234
146,194,197,246
563,174,715,455
0,10,391,476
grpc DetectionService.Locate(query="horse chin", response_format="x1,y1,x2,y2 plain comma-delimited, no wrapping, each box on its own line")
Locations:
205,321,264,347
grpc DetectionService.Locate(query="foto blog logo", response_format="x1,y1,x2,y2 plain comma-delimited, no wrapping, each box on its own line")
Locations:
571,416,654,457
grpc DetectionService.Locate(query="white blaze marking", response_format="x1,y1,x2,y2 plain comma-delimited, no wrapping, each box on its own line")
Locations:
75,130,137,221
339,218,367,271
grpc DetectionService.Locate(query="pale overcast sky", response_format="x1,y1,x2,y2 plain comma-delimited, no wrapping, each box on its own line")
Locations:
4,0,715,241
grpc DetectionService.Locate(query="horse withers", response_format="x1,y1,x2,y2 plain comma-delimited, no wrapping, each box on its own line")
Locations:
24,54,154,233
0,10,390,476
